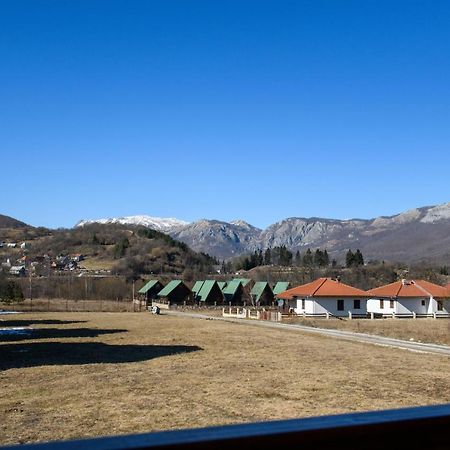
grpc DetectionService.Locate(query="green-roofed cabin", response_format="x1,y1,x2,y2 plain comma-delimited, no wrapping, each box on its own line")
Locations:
217,281,227,290
273,282,291,309
157,280,192,304
273,282,290,296
194,280,224,304
231,278,254,288
250,281,274,306
138,280,164,304
222,280,250,305
192,280,204,296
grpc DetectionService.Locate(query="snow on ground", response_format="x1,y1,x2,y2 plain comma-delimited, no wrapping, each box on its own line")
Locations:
0,327,32,336
0,311,22,315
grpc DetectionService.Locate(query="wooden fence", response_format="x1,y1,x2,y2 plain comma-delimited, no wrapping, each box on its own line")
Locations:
222,307,282,322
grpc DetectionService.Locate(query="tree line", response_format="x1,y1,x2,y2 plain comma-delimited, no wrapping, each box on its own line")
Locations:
228,247,366,272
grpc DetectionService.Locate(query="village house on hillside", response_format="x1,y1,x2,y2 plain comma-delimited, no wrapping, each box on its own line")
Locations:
277,277,368,317
366,279,450,317
9,265,25,276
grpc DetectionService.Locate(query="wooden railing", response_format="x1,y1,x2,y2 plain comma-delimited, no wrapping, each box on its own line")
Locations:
3,403,450,449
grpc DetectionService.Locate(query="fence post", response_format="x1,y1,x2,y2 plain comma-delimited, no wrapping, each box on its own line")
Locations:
413,311,416,319
392,312,396,319
348,311,352,320
326,311,330,320
370,312,374,320
433,312,437,320
278,312,282,322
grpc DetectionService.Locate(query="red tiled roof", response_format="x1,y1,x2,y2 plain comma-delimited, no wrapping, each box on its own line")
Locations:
366,280,450,299
277,278,368,299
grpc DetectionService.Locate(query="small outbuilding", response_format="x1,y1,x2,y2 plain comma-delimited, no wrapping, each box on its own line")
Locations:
250,281,274,306
157,280,192,304
277,277,368,317
366,279,450,317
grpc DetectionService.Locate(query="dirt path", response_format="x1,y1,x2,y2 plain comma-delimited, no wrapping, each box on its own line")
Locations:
166,310,450,357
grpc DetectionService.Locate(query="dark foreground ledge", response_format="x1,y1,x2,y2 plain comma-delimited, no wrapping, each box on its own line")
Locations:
3,404,450,450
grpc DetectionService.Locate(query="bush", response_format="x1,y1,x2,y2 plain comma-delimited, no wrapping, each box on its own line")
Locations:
0,275,24,303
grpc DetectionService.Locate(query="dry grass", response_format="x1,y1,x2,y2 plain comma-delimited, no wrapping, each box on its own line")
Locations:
1,299,134,313
1,312,450,445
283,316,450,345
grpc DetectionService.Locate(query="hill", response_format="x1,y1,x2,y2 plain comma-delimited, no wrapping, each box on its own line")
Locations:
0,214,29,229
0,223,217,280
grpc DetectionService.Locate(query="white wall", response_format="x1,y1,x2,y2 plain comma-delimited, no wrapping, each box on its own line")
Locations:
367,297,450,316
367,298,396,315
397,298,429,315
293,298,315,315
294,297,366,317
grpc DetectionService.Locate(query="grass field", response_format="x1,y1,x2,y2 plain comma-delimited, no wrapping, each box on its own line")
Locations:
282,316,450,345
1,311,450,445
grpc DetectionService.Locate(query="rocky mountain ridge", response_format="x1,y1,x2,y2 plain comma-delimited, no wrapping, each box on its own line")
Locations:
74,203,450,263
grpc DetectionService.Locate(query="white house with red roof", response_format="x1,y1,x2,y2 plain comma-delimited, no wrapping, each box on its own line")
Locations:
366,279,450,317
276,277,369,317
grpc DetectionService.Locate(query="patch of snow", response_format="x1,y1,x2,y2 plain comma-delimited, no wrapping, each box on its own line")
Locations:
0,311,22,315
76,215,189,232
0,327,32,336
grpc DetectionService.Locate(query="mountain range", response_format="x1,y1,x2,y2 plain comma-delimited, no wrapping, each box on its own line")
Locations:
76,202,450,264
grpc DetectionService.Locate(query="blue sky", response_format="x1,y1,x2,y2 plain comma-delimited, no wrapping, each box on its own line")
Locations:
1,0,449,228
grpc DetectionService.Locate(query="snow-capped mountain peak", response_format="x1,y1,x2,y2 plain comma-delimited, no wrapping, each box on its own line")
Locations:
76,215,189,232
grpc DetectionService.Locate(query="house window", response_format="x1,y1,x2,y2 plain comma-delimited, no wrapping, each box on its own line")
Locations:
380,299,384,309
353,299,360,309
438,301,443,311
301,299,305,310
421,300,426,306
337,299,344,311
390,299,395,309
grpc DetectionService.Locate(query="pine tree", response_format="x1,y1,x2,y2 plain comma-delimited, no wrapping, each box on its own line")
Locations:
314,249,323,266
355,249,364,266
346,249,354,268
323,249,330,266
264,248,272,265
303,249,313,266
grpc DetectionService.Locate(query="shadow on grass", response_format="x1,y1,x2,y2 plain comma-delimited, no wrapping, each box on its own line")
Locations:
0,328,128,342
0,319,87,327
0,342,203,370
